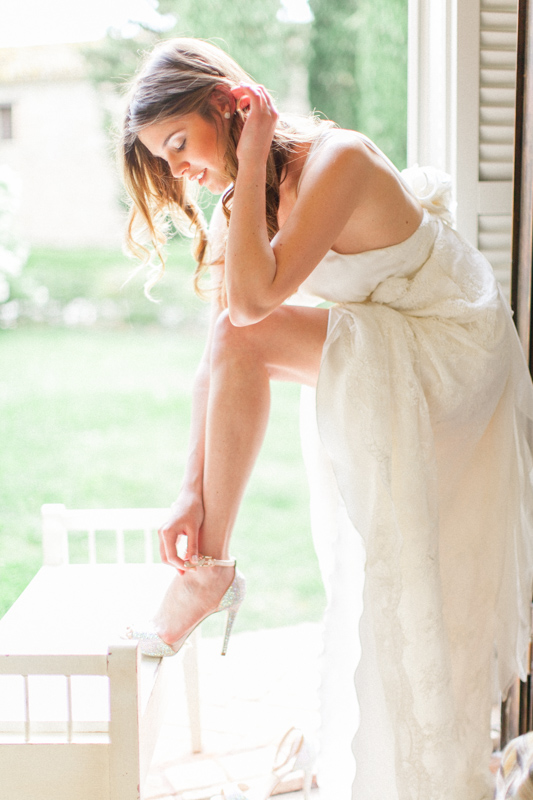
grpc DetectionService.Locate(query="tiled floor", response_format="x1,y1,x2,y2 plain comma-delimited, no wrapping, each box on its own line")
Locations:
144,621,504,800
144,623,323,800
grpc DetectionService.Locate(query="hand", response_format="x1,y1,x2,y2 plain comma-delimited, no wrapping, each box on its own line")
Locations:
231,82,279,165
158,490,205,572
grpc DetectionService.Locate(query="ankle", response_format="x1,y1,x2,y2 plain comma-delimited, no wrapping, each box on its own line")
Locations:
190,553,233,567
185,564,233,587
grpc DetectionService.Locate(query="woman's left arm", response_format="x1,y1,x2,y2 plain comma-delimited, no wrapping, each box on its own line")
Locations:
226,84,367,326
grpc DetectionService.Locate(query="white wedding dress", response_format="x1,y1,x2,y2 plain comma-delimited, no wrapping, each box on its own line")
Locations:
297,137,533,800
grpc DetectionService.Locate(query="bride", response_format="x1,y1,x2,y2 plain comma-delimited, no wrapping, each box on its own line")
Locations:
121,37,533,800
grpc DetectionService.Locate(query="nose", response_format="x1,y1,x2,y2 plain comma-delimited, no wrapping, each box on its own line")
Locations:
167,154,188,179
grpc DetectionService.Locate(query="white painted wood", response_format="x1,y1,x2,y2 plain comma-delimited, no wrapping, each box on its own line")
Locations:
41,503,69,566
479,1,517,186
108,641,142,800
408,0,518,296
138,657,176,782
407,0,456,173
0,744,110,800
38,504,201,751
183,628,202,754
0,503,206,799
88,528,97,564
49,507,168,531
116,528,125,564
479,180,514,212
143,528,154,564
0,564,173,655
456,0,482,245
0,653,108,675
477,0,517,296
479,214,514,294
0,565,184,798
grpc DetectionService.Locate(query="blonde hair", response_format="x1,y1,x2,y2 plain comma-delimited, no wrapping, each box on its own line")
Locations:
120,37,329,301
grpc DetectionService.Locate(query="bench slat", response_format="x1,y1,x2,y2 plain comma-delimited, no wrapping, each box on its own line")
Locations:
0,654,109,674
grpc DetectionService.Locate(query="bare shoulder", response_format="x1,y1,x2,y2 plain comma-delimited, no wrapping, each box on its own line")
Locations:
306,129,376,168
290,128,422,254
297,129,379,201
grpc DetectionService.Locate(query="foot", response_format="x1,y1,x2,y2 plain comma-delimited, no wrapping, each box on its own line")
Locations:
152,565,235,646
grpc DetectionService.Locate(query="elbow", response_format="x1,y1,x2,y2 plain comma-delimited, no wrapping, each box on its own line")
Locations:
227,298,273,327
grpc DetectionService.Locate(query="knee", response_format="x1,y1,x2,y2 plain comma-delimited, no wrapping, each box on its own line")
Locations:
211,309,261,367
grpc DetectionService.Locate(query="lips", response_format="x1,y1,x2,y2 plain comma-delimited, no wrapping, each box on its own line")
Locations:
190,169,206,184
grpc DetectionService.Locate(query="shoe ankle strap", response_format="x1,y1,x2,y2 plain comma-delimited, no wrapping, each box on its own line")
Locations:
185,554,236,568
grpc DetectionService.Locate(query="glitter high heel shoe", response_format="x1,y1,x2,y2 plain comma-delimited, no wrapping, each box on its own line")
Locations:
124,555,246,657
212,727,316,800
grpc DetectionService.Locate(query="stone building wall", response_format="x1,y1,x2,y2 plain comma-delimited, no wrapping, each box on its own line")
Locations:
0,44,125,248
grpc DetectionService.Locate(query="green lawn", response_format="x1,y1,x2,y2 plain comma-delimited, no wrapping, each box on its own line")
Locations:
0,323,325,633
12,236,209,328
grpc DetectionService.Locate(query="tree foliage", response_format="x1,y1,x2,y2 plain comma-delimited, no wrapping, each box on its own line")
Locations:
307,0,408,168
85,0,293,103
156,0,291,99
85,0,408,168
308,0,360,131
355,0,408,168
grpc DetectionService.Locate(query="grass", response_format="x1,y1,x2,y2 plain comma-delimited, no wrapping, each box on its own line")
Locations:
0,321,326,633
10,236,210,327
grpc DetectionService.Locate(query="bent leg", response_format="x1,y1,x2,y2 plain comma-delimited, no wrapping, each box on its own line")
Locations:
201,305,329,558
154,305,328,643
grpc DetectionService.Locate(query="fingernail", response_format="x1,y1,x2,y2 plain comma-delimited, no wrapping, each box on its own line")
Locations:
191,555,198,564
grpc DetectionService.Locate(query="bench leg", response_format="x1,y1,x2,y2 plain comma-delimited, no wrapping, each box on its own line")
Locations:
183,629,202,753
108,641,142,799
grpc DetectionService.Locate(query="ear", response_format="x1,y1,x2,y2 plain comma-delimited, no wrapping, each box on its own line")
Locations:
210,84,236,117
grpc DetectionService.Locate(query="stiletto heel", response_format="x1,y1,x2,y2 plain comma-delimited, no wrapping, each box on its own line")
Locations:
124,556,246,657
222,606,238,656
211,727,316,800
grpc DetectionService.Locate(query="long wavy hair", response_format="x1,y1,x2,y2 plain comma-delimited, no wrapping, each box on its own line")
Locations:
120,37,328,300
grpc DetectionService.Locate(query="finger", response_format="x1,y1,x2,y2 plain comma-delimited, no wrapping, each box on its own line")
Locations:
158,526,172,565
185,528,199,566
238,83,265,111
159,524,181,567
249,85,268,111
257,87,278,117
231,85,250,100
247,83,276,112
158,535,169,565
231,85,251,111
173,555,189,571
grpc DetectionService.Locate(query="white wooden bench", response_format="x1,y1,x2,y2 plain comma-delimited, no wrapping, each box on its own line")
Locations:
0,504,202,800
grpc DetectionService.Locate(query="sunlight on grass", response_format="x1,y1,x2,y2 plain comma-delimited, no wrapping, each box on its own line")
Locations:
0,325,325,629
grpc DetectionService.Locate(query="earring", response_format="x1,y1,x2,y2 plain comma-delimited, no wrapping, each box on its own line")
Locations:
224,111,231,119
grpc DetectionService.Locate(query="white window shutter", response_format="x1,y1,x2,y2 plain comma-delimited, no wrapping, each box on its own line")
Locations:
408,0,518,297
478,0,517,296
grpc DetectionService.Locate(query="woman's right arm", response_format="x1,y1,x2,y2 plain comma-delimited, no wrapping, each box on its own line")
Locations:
157,299,222,569
158,203,227,570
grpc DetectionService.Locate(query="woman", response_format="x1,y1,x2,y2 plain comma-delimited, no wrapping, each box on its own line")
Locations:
121,38,533,800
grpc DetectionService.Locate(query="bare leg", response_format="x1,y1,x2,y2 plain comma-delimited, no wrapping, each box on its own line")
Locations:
153,306,328,643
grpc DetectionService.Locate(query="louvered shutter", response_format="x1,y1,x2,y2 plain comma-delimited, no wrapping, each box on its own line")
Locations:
408,0,518,298
478,0,517,296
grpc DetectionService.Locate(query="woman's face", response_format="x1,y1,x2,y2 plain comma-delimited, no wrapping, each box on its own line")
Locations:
138,110,230,194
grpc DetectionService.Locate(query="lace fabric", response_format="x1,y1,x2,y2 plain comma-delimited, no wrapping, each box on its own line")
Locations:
300,168,533,800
